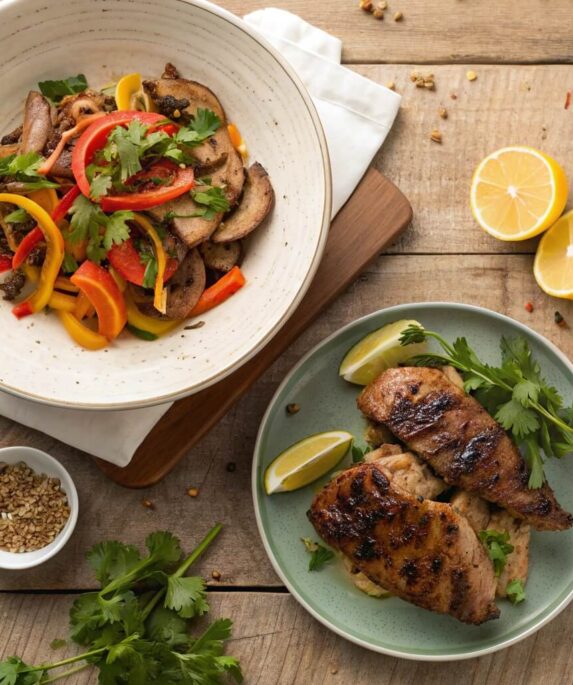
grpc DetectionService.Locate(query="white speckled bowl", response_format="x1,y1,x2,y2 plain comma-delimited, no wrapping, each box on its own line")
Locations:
0,0,331,409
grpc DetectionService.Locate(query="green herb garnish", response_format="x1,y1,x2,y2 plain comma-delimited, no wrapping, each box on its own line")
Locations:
351,444,372,464
0,152,59,191
38,74,88,103
62,253,79,274
140,251,158,289
49,639,67,651
400,324,573,488
67,195,132,263
478,529,514,576
0,526,242,684
3,208,30,224
127,324,159,341
506,578,526,604
301,537,335,572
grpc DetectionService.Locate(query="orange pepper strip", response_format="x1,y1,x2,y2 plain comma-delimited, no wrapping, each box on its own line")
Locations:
70,260,127,339
48,291,77,312
189,266,246,317
38,113,107,176
57,311,108,350
54,276,79,293
73,291,92,320
0,194,65,319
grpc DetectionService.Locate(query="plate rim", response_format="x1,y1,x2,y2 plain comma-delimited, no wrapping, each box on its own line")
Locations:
252,301,573,661
0,0,332,411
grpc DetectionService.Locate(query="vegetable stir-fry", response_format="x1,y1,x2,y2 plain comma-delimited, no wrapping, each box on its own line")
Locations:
0,63,274,349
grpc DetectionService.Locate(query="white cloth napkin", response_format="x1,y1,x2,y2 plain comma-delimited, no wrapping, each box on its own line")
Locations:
0,8,401,467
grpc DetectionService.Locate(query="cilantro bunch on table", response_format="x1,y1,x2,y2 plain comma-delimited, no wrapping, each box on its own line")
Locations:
400,324,573,488
87,109,221,200
0,525,242,685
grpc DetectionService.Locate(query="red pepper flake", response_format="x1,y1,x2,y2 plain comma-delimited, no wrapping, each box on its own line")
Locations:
554,311,566,326
565,91,572,110
524,302,534,313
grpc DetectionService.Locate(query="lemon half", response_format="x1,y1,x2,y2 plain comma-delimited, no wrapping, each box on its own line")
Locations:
534,210,573,298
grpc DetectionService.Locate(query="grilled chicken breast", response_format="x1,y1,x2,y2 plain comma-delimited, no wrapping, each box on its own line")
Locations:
308,462,499,624
358,367,572,531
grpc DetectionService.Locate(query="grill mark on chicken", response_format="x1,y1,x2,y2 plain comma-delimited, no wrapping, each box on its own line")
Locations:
308,462,499,624
358,367,573,531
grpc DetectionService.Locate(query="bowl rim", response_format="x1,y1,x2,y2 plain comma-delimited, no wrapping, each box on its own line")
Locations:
252,301,573,661
0,446,79,569
0,0,332,411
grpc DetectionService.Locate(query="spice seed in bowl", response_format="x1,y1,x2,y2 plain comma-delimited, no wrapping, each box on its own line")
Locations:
0,462,70,553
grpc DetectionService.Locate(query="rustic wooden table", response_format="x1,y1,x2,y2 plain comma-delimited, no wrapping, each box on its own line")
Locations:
2,1,573,682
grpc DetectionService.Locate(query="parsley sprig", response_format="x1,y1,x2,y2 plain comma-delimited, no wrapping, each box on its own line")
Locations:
400,324,573,488
87,109,221,199
478,529,514,576
0,152,59,191
0,525,242,685
301,538,335,571
67,195,133,263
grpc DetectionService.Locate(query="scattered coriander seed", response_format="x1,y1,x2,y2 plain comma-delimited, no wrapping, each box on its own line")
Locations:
286,403,300,415
438,106,448,119
377,0,388,8
359,0,373,11
211,570,222,581
524,302,534,313
466,70,478,82
331,667,339,675
142,498,155,510
386,81,396,90
430,130,443,144
373,7,384,19
172,109,181,118
226,461,236,473
411,71,435,90
554,311,566,326
187,487,199,498
394,11,403,21
450,92,458,100
565,91,572,110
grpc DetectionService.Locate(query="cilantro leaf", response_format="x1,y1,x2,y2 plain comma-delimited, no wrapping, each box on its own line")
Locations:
0,152,59,191
89,173,113,201
165,576,208,619
189,108,221,140
87,541,142,586
351,444,372,464
3,208,29,224
0,658,43,685
145,531,182,567
108,120,146,181
513,379,539,406
478,529,514,576
62,253,79,274
140,251,157,289
506,578,526,604
191,186,230,217
38,74,88,102
495,399,539,440
102,211,132,250
146,607,188,647
301,537,335,571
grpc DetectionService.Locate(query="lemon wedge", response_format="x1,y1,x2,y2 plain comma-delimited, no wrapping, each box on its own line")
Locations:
470,146,568,241
264,430,353,494
534,209,573,298
339,319,426,385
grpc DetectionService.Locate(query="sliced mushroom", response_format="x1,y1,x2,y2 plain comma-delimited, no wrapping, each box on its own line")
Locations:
165,248,206,319
21,91,53,153
212,162,274,243
209,148,245,206
50,147,74,179
199,240,241,273
147,195,222,249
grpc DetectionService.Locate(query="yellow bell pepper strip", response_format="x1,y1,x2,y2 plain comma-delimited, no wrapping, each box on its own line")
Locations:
131,213,168,314
38,112,107,176
54,276,79,293
125,289,181,337
115,73,143,111
73,291,92,320
70,261,127,339
48,291,78,312
189,266,246,317
57,310,108,350
0,193,65,319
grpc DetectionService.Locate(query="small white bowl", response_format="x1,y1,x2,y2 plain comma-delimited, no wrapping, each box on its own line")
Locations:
0,447,79,570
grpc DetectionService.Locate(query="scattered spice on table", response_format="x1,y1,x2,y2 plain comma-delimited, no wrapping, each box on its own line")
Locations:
0,462,70,553
554,311,566,326
450,92,458,100
439,107,448,119
286,402,301,415
359,0,373,11
211,569,222,581
565,91,572,110
141,497,155,510
386,80,396,90
187,486,199,497
394,11,403,21
524,301,534,313
411,71,435,90
466,70,478,81
430,129,443,144
226,461,237,472
373,7,384,19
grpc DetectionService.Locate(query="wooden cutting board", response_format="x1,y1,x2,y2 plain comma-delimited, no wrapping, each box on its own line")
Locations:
96,168,412,487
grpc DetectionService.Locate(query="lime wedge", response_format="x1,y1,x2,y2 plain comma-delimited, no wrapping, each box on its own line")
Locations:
339,319,426,385
264,430,353,495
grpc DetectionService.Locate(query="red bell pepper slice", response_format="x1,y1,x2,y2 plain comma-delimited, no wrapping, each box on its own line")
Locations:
190,266,246,317
0,255,12,273
70,260,127,339
12,185,81,270
107,237,178,286
71,111,179,199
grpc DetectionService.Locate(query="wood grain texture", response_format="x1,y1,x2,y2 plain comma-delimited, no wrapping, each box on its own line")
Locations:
218,0,573,65
2,592,573,684
355,64,573,255
96,169,411,487
2,253,571,591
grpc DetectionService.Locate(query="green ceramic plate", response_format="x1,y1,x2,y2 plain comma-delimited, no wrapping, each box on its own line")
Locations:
252,303,573,661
